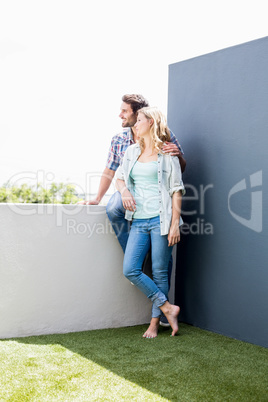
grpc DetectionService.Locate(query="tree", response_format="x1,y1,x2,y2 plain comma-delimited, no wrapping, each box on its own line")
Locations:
0,183,82,204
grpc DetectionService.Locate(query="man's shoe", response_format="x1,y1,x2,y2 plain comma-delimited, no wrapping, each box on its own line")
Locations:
159,315,171,327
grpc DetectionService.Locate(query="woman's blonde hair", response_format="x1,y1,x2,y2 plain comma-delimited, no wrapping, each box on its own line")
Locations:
137,106,170,153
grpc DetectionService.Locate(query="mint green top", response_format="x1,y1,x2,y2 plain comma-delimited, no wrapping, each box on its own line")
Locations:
116,143,185,235
130,160,159,219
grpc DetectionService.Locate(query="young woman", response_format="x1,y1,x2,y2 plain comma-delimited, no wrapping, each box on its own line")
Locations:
116,107,185,338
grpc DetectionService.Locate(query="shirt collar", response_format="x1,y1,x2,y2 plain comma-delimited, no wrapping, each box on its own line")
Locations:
125,127,135,144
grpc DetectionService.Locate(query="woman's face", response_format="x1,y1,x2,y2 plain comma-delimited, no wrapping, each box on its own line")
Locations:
134,113,153,137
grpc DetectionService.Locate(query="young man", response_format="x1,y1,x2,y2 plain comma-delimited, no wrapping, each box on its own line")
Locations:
86,94,185,210
83,94,186,326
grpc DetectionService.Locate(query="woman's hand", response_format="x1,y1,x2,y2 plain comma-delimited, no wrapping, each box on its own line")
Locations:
121,188,136,212
168,224,180,247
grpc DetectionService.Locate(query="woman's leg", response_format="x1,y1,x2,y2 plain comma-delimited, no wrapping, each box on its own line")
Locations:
123,219,166,339
160,301,180,337
123,219,157,298
123,219,167,303
149,217,174,319
143,216,174,338
124,218,180,338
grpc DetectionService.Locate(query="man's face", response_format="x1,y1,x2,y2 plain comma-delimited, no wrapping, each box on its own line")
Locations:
119,102,137,128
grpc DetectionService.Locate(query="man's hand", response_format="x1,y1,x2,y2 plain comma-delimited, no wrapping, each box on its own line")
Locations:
162,142,186,173
162,142,181,156
77,198,100,205
77,167,115,206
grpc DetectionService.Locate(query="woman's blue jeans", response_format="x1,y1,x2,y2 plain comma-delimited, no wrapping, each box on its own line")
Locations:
106,191,173,287
123,216,173,318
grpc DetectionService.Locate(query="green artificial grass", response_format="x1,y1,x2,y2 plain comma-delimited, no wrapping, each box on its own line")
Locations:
0,324,267,401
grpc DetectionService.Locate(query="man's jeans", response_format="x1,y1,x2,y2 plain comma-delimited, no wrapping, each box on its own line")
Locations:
106,191,130,253
106,191,173,288
123,216,173,317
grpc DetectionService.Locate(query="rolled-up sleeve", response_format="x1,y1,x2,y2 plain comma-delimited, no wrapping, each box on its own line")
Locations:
115,165,125,181
170,131,184,154
169,156,186,196
106,142,121,171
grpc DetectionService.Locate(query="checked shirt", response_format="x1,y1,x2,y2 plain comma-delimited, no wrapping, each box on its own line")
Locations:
106,127,184,172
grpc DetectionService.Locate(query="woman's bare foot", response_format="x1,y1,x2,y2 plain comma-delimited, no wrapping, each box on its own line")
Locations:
160,303,180,336
143,317,160,338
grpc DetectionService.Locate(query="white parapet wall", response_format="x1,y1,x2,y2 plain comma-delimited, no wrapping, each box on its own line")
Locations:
0,203,175,339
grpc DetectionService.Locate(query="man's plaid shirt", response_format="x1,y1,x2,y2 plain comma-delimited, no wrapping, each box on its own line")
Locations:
106,127,184,171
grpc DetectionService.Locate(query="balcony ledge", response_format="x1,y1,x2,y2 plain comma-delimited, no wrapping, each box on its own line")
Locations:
0,203,175,339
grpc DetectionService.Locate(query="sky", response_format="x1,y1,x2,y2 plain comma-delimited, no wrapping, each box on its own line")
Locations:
0,0,267,198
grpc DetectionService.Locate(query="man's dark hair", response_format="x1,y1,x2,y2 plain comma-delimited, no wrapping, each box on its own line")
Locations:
122,94,149,114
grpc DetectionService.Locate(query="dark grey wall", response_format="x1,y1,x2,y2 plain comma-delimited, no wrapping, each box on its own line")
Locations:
168,37,268,348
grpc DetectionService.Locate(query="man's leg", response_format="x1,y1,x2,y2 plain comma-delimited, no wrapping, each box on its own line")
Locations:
143,251,173,286
106,191,130,252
